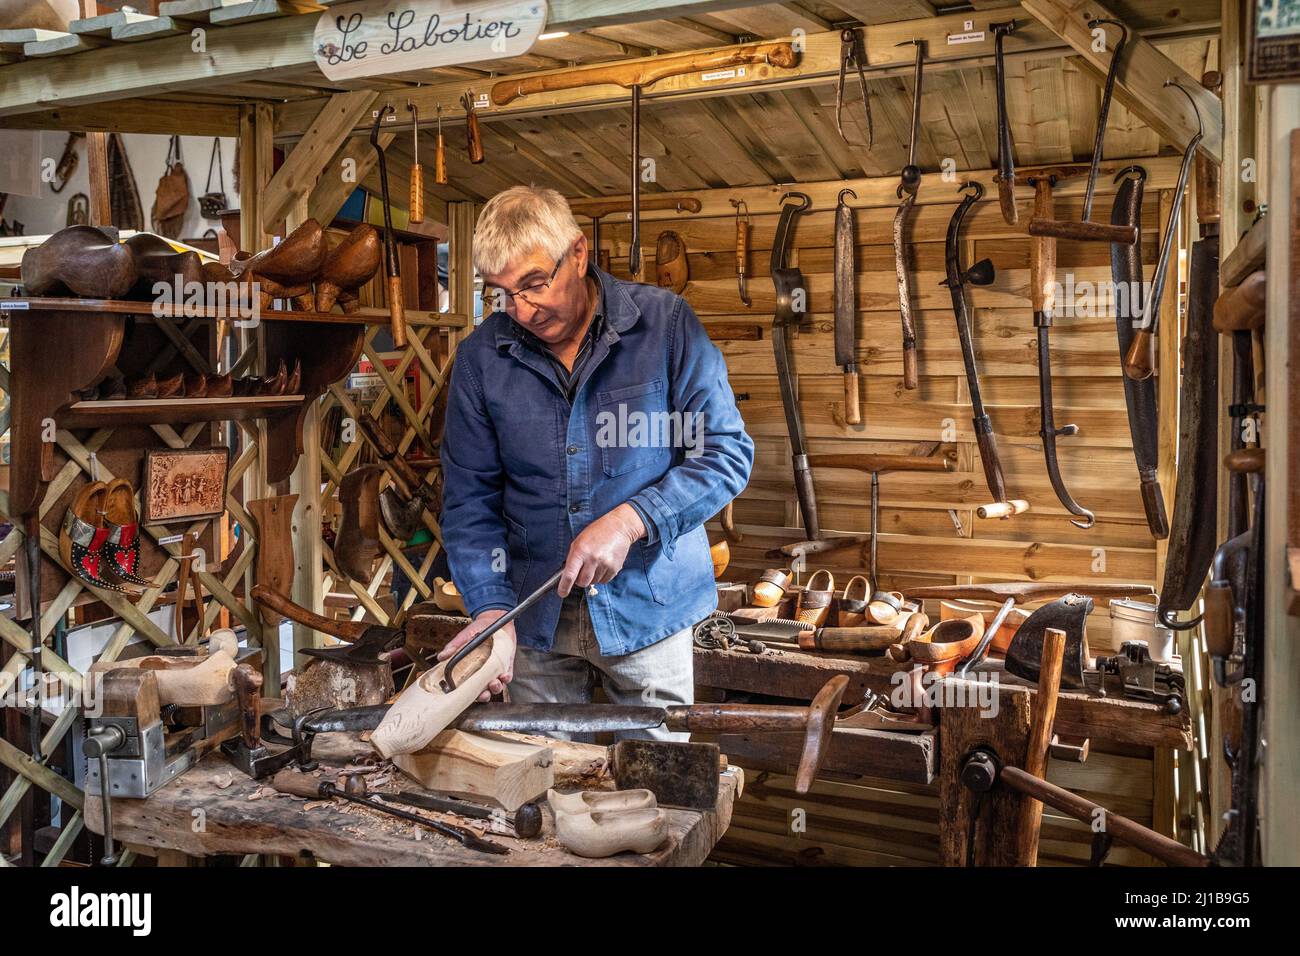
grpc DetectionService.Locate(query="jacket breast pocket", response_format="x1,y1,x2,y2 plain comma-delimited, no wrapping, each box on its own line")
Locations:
596,379,673,478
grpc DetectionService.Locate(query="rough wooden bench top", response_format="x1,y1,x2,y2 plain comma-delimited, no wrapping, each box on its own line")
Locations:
86,731,741,867
694,645,1192,751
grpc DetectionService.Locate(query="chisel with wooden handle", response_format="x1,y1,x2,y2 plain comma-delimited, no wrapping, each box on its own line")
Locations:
462,92,484,164
407,101,424,224
434,105,448,185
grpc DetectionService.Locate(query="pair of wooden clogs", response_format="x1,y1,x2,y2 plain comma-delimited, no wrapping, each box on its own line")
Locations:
547,789,668,858
58,479,152,594
228,219,381,314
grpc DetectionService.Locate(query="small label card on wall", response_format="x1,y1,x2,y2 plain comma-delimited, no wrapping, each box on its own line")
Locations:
314,0,548,81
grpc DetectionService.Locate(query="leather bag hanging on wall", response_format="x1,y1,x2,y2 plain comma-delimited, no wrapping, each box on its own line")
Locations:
151,135,191,237
199,137,227,219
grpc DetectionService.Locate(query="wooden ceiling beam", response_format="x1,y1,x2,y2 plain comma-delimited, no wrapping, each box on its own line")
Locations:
1020,0,1222,160
0,100,239,135
273,6,1216,141
0,1,767,120
262,90,377,233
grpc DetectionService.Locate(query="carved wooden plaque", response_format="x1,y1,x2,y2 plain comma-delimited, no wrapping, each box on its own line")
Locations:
142,447,230,525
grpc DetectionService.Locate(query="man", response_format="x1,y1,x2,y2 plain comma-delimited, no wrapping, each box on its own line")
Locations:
437,185,753,740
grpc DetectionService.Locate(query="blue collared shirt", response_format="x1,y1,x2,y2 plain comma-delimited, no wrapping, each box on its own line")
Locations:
440,265,755,655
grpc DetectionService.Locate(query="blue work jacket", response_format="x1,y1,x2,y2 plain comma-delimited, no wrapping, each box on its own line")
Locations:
440,265,754,655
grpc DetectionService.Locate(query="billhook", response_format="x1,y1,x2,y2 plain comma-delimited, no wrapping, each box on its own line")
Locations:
779,191,812,211
1113,164,1148,184
1163,78,1205,142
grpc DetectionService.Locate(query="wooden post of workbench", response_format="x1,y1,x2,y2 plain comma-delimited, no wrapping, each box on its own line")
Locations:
937,678,1031,866
86,132,110,227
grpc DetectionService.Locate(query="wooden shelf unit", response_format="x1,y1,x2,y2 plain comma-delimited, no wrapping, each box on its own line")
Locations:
4,297,366,518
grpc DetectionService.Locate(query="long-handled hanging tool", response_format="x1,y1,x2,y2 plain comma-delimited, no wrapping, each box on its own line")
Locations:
834,188,861,425
1156,84,1221,629
942,182,1027,519
434,105,448,185
893,39,925,390
731,199,751,307
770,191,819,542
1123,80,1204,381
1110,166,1168,538
835,27,874,148
370,105,407,348
991,20,1019,225
461,91,484,164
406,101,424,225
1028,19,1137,245
1028,173,1094,528
492,42,798,281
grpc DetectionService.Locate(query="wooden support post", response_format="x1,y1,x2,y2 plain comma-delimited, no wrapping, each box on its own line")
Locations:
308,131,394,227
1015,627,1066,866
938,678,1032,866
86,132,110,227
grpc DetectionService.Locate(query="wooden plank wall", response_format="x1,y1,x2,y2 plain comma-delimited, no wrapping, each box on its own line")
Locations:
600,166,1178,866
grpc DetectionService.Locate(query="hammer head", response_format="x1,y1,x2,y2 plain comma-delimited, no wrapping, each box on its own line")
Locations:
379,486,424,541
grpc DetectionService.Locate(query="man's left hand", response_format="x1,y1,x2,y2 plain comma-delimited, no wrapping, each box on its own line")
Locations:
558,503,646,597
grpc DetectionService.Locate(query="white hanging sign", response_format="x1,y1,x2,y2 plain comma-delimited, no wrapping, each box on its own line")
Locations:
314,0,548,82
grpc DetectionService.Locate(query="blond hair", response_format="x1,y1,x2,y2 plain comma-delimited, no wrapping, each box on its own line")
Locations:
473,185,583,277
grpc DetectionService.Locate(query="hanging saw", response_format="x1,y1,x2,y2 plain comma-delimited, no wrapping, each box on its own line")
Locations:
1028,19,1137,245
731,199,751,307
1156,84,1219,631
1110,166,1168,538
1028,172,1094,528
370,105,407,349
1124,80,1204,381
991,21,1019,225
894,38,925,390
771,191,819,542
943,182,1027,520
492,42,798,280
836,27,874,148
834,188,861,425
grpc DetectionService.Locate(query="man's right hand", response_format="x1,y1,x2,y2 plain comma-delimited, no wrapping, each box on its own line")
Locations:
436,610,516,702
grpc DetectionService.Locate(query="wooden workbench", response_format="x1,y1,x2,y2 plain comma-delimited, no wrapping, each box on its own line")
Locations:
85,732,741,867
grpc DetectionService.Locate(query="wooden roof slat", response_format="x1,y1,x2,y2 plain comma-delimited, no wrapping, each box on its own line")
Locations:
70,11,159,38
696,95,802,183
586,18,738,51
831,1,940,25
110,15,184,41
481,123,600,196
694,3,831,37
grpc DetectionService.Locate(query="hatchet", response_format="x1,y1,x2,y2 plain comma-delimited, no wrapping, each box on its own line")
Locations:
251,584,403,665
356,410,439,542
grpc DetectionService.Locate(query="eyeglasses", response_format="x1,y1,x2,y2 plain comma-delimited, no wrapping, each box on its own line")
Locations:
499,253,566,308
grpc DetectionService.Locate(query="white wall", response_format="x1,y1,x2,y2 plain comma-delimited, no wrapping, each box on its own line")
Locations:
2,132,239,240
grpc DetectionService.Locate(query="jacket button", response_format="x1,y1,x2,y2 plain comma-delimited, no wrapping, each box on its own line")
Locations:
568,504,580,514
567,445,578,455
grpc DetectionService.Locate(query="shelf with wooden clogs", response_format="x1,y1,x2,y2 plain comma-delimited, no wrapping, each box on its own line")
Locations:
4,297,366,518
0,297,469,329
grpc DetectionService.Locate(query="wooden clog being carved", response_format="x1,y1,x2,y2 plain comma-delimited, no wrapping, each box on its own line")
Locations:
548,789,668,858
370,630,516,758
315,224,381,313
898,612,986,674
21,226,136,299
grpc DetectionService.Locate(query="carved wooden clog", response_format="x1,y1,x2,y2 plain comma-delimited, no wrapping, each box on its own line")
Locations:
547,789,668,858
123,232,204,301
21,225,136,299
752,567,792,608
837,574,872,627
315,223,381,313
796,570,835,628
547,788,657,816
